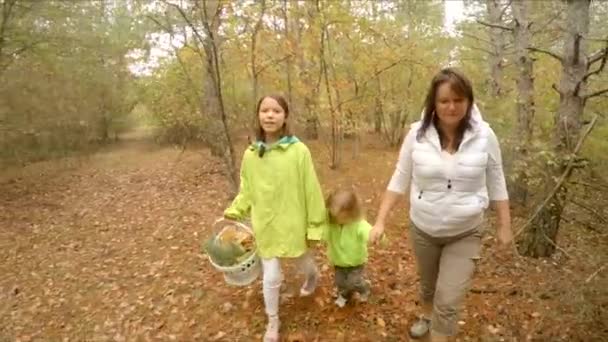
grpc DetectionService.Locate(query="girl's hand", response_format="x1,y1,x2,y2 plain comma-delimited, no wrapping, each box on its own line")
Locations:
369,222,385,244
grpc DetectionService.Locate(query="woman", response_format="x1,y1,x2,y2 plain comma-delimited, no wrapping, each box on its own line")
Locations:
369,68,512,342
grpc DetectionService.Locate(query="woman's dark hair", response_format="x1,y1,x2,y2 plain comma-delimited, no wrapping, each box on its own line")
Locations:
417,68,475,151
254,94,292,142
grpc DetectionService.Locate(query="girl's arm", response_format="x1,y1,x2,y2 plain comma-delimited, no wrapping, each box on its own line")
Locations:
301,146,326,241
224,154,252,220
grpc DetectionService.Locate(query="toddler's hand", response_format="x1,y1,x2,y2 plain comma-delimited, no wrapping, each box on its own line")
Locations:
369,223,385,244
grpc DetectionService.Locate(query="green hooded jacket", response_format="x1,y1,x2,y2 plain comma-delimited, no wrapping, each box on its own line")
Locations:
224,136,326,258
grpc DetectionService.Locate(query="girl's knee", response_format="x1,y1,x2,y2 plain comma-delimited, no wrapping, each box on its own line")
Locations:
262,259,283,288
263,271,282,288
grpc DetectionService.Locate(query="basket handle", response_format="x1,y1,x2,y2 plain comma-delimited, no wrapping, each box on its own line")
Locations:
212,217,254,236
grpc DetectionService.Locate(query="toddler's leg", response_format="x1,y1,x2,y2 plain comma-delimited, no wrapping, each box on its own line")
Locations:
297,250,319,296
261,258,282,342
349,266,371,301
334,267,350,307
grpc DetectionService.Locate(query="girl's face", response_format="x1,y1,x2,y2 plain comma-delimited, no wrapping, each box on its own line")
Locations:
434,82,470,129
258,97,286,137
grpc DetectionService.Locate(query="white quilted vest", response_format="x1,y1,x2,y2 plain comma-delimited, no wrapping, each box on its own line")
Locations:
409,106,492,237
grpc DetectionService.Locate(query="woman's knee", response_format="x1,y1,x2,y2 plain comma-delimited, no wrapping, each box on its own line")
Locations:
431,285,466,335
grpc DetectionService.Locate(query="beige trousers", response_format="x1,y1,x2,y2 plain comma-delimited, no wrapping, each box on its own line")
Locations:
410,223,482,336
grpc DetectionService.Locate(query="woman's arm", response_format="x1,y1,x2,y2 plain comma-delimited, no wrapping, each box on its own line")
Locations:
370,128,415,242
486,128,512,246
370,190,404,242
492,199,512,246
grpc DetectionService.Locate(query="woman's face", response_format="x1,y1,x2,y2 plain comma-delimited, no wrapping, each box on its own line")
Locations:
434,82,470,128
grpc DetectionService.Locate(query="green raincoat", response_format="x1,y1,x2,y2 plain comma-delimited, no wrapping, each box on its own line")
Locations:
224,136,326,259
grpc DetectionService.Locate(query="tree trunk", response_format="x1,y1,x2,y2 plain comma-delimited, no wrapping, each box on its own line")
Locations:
250,0,266,128
282,0,294,108
299,0,321,140
374,72,383,134
321,24,341,169
519,0,590,258
510,0,535,205
0,0,18,76
486,0,506,97
197,0,238,194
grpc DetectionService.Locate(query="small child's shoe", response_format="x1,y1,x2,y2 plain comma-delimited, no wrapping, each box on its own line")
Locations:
409,317,431,339
359,281,371,302
334,295,347,308
299,272,318,297
263,316,280,342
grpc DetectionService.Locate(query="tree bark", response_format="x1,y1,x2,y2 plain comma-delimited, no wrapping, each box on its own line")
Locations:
485,0,506,97
321,22,341,169
250,0,266,127
519,0,591,258
191,0,238,194
510,0,535,205
282,0,294,108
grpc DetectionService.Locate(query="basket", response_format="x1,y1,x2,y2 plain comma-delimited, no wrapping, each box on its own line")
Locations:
206,218,261,286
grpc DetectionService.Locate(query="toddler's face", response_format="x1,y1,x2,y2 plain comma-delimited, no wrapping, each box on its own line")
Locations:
332,210,356,225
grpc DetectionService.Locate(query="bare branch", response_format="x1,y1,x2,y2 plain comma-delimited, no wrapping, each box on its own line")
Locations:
462,32,493,46
515,115,599,238
589,46,608,65
468,45,494,55
531,8,564,36
477,19,513,31
586,263,607,283
146,15,173,35
165,1,206,46
584,88,608,99
569,180,608,191
528,47,563,62
498,0,513,20
255,54,292,76
569,199,607,223
584,49,607,82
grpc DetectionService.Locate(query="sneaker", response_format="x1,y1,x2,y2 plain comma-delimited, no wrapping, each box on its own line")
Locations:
409,317,431,339
263,316,280,342
334,295,347,308
359,281,371,302
299,272,318,297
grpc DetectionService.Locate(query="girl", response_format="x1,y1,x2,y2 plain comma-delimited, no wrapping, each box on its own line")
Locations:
324,189,373,308
224,94,326,342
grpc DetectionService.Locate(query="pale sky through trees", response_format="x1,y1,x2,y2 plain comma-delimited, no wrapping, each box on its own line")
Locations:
129,0,466,76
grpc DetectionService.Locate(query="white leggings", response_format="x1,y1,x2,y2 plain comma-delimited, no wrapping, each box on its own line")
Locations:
261,251,318,317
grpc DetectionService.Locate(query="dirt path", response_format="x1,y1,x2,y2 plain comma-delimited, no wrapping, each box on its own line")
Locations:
0,139,604,341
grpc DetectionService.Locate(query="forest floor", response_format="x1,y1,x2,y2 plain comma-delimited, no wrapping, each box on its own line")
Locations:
1,133,606,342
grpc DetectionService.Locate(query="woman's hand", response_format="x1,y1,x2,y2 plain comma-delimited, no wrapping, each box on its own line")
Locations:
491,200,512,250
497,224,513,248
